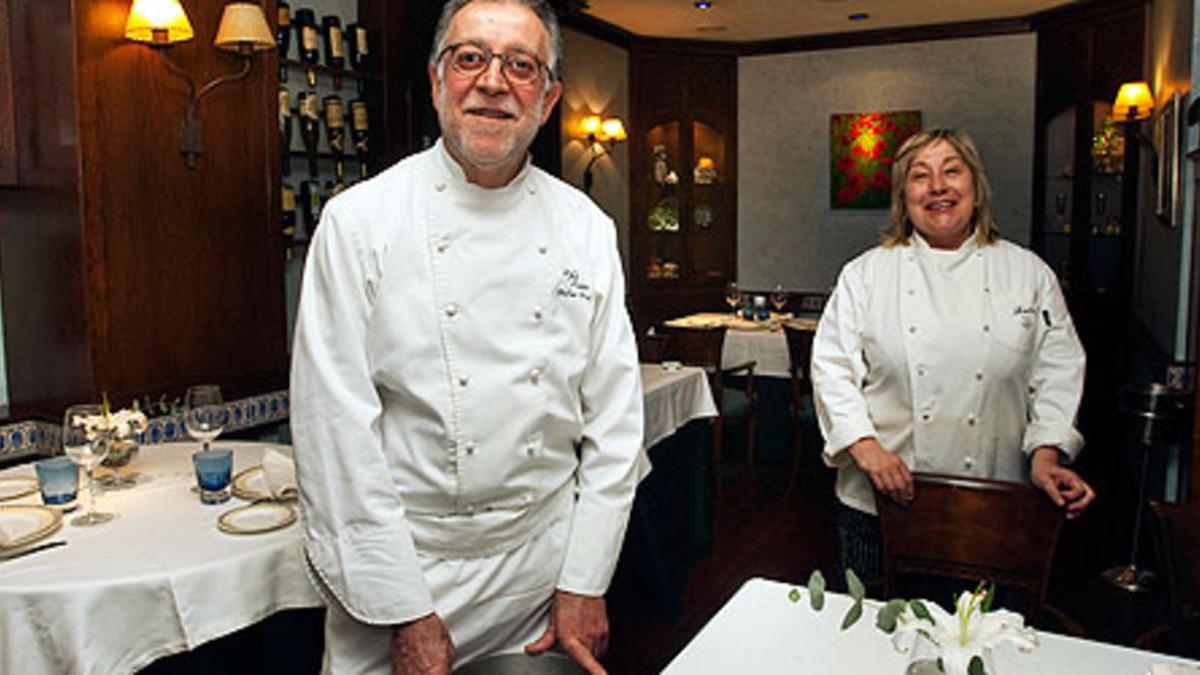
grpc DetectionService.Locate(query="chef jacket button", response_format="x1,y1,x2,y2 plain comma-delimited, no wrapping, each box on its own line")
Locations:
908,325,917,334
445,303,459,317
907,289,915,296
963,456,975,469
529,368,541,384
538,245,548,255
917,366,926,377
527,186,536,195
465,441,477,454
436,240,449,253
982,324,990,333
435,183,447,192
983,286,991,293
458,375,470,387
921,413,931,422
526,445,536,457
975,371,984,381
967,415,976,426
533,307,544,321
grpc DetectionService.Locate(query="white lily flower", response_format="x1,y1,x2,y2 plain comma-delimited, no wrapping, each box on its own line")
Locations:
892,590,1038,675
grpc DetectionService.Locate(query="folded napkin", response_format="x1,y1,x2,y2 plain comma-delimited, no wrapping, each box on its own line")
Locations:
261,449,298,500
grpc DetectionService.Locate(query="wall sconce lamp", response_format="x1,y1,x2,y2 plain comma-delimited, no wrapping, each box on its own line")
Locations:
579,114,627,194
1113,81,1154,123
125,0,275,169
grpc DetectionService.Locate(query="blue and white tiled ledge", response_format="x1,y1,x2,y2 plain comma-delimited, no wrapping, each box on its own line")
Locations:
0,390,290,463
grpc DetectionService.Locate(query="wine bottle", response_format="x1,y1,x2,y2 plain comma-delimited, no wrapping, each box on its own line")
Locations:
350,98,369,179
300,180,322,239
279,88,294,175
276,2,292,59
282,183,297,259
297,91,320,178
294,8,319,86
322,95,345,155
322,16,345,69
346,22,369,71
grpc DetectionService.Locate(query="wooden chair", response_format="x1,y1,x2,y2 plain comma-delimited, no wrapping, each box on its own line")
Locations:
1139,501,1200,657
658,325,757,497
636,331,669,364
875,472,1065,623
782,323,815,495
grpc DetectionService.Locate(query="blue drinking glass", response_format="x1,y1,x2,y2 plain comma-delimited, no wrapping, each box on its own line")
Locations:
192,449,233,504
35,456,79,507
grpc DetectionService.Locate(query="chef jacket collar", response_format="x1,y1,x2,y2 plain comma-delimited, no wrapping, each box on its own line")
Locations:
911,227,980,271
434,138,534,195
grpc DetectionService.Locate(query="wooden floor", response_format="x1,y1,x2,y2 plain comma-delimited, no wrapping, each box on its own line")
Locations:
605,462,839,675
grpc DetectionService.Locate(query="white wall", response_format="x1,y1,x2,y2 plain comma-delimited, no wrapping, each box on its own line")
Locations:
560,28,631,275
737,33,1038,291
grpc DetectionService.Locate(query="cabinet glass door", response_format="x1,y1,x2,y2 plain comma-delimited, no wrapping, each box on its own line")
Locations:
645,121,683,280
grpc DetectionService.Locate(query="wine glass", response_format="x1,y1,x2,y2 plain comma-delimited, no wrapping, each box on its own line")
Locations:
63,404,115,526
724,281,740,316
771,284,789,314
184,385,228,453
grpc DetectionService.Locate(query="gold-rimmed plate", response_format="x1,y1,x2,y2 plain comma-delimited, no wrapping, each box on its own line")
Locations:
231,466,270,502
0,477,38,503
217,502,297,535
0,505,62,555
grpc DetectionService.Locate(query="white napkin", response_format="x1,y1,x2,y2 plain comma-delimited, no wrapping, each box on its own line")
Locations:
261,449,298,500
1149,665,1198,675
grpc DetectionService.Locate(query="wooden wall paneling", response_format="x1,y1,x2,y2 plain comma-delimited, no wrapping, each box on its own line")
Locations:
75,0,286,404
0,0,16,184
0,0,92,418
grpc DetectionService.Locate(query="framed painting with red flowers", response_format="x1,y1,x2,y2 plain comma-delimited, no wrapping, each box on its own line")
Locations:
830,111,921,209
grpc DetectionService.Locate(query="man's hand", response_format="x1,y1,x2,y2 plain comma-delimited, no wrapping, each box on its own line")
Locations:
391,613,455,675
848,437,913,505
1030,446,1095,519
525,590,608,675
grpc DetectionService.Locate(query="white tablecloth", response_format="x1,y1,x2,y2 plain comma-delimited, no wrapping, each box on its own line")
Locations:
641,364,718,448
664,577,1200,674
0,442,321,675
662,313,817,379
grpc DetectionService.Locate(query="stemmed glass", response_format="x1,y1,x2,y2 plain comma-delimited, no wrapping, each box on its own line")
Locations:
724,281,740,316
63,404,114,526
771,284,789,314
184,385,228,453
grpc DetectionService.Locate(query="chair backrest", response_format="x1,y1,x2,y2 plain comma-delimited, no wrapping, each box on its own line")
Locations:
782,323,815,407
876,472,1064,616
1151,500,1200,627
658,325,727,372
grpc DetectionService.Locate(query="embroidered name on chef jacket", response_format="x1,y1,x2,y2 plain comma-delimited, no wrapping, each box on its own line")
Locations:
555,269,592,301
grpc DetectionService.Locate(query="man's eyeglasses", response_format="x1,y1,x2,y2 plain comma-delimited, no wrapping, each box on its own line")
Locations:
439,42,549,85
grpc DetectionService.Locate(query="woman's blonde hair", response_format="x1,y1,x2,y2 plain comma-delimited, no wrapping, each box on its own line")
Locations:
882,128,999,247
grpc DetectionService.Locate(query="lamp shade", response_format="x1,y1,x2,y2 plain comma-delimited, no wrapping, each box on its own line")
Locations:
125,0,194,44
214,3,276,53
580,115,603,136
600,117,627,142
1113,81,1154,121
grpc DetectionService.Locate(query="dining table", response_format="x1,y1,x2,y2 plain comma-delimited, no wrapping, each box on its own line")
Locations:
664,577,1200,674
662,312,818,379
0,441,321,675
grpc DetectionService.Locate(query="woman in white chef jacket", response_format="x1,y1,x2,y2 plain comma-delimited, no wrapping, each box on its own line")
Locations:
811,128,1096,582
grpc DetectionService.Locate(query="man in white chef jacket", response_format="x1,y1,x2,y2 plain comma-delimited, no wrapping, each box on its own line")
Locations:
289,1,644,673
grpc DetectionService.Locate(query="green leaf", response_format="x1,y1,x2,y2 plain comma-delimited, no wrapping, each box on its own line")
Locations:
981,584,996,613
875,598,908,634
909,599,932,622
968,655,987,675
788,587,801,603
841,600,863,630
808,570,826,611
846,569,865,602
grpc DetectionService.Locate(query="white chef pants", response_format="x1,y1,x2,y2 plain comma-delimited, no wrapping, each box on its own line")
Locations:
321,514,569,674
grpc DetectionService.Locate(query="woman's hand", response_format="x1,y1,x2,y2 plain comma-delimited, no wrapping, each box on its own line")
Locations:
1030,446,1095,519
848,437,913,505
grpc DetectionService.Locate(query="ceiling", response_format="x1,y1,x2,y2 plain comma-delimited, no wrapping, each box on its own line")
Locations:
581,0,1080,42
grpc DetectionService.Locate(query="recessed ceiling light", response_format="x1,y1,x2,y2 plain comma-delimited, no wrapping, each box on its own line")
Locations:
695,1,712,9
848,12,869,21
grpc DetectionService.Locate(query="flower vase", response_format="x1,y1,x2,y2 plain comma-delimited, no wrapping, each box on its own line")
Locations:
903,639,998,675
98,438,140,489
